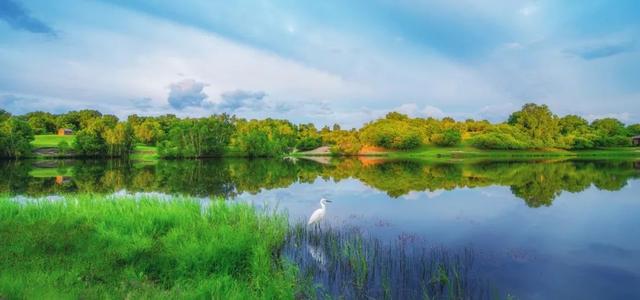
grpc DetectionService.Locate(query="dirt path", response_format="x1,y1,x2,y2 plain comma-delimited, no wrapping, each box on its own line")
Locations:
298,146,331,155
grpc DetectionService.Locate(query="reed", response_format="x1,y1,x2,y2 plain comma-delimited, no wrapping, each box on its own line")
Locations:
284,222,502,299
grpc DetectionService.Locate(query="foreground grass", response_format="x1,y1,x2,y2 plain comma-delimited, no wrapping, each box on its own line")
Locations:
0,195,297,299
32,135,75,148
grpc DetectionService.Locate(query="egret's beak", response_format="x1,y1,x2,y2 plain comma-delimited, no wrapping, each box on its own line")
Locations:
325,200,332,203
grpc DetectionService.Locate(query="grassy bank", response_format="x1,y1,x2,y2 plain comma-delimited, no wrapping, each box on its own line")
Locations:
292,144,640,160
301,145,640,160
0,195,296,299
32,135,75,148
130,145,159,161
387,145,640,159
30,135,160,161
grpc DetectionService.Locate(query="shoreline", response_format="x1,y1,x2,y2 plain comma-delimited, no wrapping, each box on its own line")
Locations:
17,138,640,162
293,147,640,160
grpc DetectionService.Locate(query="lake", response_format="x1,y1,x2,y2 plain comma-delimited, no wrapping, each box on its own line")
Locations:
2,157,639,299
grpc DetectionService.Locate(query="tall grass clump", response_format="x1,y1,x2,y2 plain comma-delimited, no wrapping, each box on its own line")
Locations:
0,194,297,299
285,223,502,300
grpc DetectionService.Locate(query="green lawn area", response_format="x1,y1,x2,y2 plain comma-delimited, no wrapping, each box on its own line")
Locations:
131,144,159,161
386,145,640,159
0,195,297,299
32,135,75,148
28,167,73,178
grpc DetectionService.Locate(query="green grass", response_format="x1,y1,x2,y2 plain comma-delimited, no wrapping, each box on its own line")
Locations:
132,145,159,161
290,142,640,160
0,195,298,299
32,135,75,148
28,167,73,178
386,145,640,160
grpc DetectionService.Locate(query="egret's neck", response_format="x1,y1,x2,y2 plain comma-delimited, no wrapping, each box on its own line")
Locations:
320,201,326,209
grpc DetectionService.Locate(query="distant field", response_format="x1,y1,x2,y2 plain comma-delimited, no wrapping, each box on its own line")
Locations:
131,144,158,161
29,167,73,178
385,145,640,160
32,135,75,148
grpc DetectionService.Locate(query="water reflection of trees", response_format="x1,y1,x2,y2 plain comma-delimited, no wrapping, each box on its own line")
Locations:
1,158,638,207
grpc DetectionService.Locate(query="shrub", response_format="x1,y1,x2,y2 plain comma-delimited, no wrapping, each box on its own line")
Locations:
296,136,322,151
431,129,461,147
57,140,71,155
469,132,528,150
594,135,631,147
330,132,362,155
0,118,34,158
570,136,595,150
359,115,422,150
74,128,107,156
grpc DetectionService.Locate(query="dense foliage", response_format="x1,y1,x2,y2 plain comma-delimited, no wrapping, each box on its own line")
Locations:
233,119,297,157
0,117,34,158
73,116,134,157
1,102,639,157
158,115,234,158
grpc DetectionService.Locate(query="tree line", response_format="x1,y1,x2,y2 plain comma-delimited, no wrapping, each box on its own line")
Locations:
1,103,639,158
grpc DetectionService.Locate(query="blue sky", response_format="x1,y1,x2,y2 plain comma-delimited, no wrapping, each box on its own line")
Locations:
0,0,639,127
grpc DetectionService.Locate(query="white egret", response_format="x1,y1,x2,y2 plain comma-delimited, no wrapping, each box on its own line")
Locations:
307,198,332,225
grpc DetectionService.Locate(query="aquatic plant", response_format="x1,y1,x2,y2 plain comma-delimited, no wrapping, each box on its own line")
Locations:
284,223,501,299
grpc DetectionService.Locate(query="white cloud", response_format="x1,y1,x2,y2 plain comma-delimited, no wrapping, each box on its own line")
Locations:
519,4,538,16
422,105,446,118
0,0,363,120
1,0,638,126
167,79,209,110
585,112,632,122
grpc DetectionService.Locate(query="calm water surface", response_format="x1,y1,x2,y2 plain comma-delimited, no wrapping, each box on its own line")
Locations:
2,158,639,299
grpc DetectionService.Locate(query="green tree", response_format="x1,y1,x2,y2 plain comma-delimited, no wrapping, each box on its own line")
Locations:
469,124,530,150
0,109,11,123
360,112,422,150
158,115,234,158
134,119,165,145
233,119,297,157
330,130,362,155
104,122,134,157
558,115,597,149
431,128,461,147
25,111,57,134
56,110,103,131
57,140,71,155
627,124,640,136
296,123,322,151
508,103,560,147
74,128,107,156
559,115,589,135
591,118,629,147
0,117,34,158
73,116,132,157
77,109,104,130
591,118,626,136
